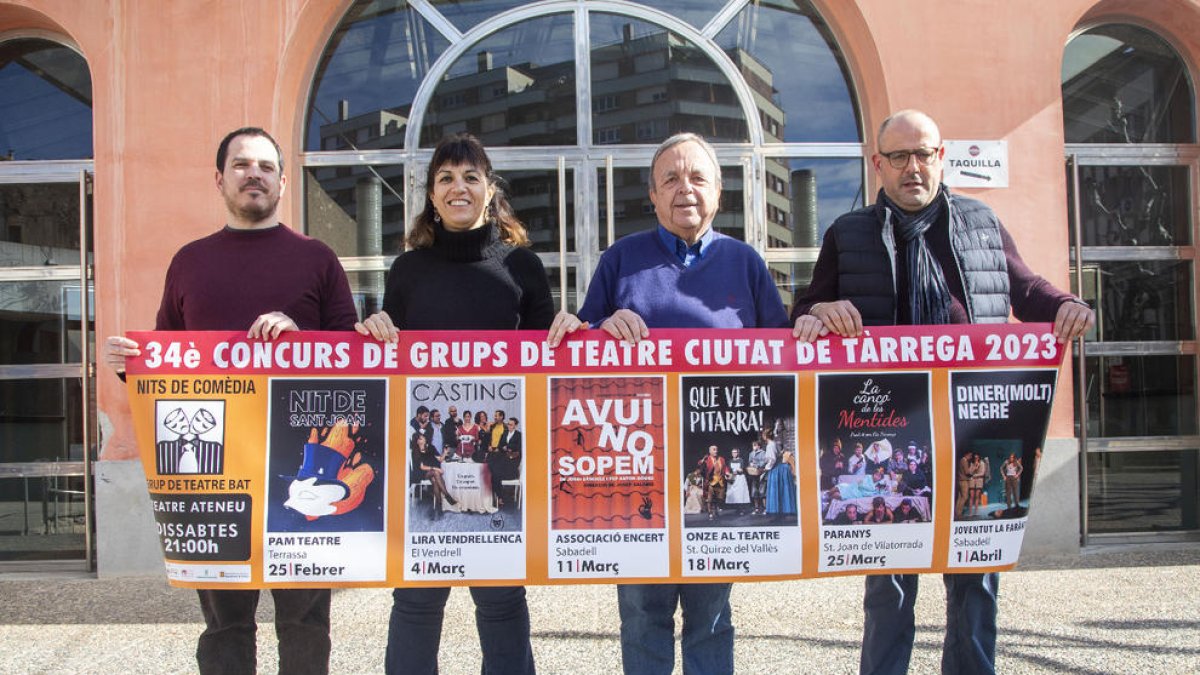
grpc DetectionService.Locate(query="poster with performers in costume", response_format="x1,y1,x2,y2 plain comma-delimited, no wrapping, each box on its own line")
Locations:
947,368,1058,569
402,376,526,582
547,375,669,579
816,372,935,573
679,374,802,577
264,378,388,582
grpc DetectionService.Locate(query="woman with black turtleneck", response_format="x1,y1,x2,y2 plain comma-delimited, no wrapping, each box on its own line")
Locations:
356,133,553,675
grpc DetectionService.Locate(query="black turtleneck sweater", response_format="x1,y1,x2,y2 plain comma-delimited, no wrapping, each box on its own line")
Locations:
381,223,555,331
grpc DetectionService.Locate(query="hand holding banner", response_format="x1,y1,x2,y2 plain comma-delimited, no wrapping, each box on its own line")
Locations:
123,324,1064,588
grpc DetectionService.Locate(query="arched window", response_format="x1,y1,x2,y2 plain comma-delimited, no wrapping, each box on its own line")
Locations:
1063,24,1192,144
1063,23,1200,540
0,38,92,160
304,0,863,313
0,35,94,564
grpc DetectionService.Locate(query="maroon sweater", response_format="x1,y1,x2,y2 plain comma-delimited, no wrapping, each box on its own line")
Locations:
155,225,357,331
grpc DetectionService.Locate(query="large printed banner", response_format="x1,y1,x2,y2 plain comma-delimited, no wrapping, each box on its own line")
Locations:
124,324,1064,588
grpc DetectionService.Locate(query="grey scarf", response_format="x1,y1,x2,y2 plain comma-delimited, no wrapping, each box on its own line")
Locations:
882,188,951,325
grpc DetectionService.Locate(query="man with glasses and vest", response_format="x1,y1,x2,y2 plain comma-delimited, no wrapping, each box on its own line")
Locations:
791,110,1093,674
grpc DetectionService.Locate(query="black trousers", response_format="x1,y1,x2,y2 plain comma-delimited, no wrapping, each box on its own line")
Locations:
487,454,520,498
196,588,331,675
386,586,535,675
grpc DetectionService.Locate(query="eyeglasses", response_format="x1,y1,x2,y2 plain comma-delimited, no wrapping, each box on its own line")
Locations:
879,146,941,170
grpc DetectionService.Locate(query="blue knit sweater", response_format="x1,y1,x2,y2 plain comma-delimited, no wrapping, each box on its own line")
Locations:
578,228,789,329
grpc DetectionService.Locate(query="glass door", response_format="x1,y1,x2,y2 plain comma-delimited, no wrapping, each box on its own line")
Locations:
1062,22,1200,546
485,156,580,311
0,170,95,567
1067,153,1200,545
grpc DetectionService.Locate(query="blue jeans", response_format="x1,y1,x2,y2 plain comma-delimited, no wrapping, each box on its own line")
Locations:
385,586,534,675
860,573,999,675
195,588,330,675
617,583,734,675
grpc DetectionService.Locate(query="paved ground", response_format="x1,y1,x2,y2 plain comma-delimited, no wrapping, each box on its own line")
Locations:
1,547,1197,674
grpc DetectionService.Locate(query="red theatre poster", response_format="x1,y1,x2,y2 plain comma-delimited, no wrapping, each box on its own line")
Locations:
548,376,669,579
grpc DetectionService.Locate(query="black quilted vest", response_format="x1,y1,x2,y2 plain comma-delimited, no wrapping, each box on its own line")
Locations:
829,191,1010,325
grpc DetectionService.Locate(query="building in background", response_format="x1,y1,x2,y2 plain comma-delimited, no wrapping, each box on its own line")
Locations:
0,0,1196,575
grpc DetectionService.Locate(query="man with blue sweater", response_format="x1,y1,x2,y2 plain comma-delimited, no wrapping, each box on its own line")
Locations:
548,132,789,674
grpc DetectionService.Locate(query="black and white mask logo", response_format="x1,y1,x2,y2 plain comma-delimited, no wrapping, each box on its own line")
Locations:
154,401,226,475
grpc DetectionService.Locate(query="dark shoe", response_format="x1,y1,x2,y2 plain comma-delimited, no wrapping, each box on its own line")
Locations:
445,493,458,507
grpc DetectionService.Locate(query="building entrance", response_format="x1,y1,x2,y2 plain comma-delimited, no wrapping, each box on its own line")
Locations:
0,37,96,568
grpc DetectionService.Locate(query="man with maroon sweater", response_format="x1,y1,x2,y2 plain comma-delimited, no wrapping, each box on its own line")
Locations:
791,110,1093,675
106,127,357,675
